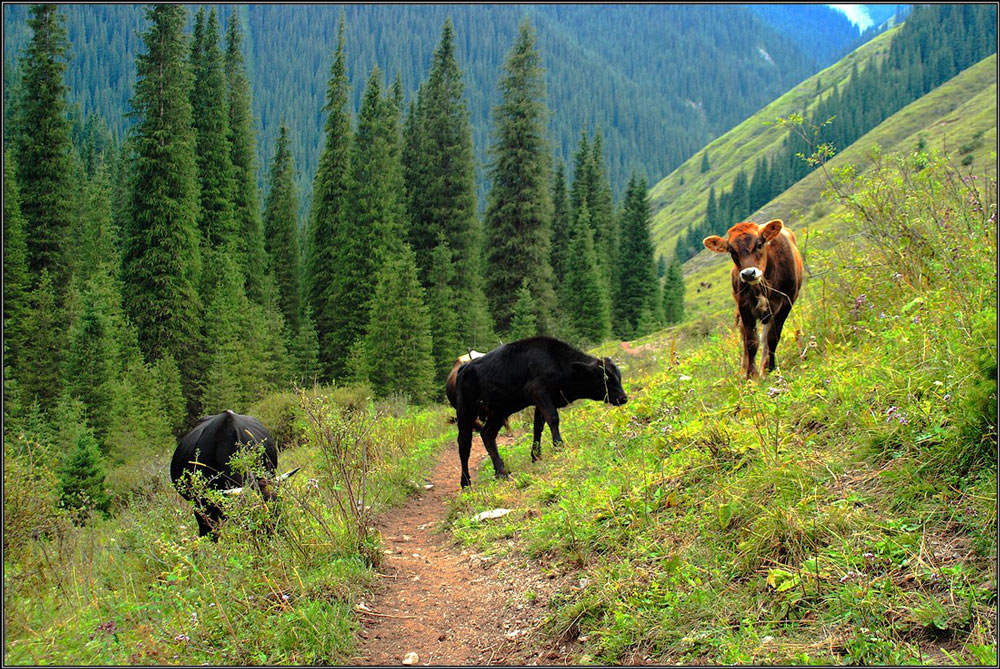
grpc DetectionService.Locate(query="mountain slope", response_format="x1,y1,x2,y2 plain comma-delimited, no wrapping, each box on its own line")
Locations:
679,53,997,325
646,27,898,259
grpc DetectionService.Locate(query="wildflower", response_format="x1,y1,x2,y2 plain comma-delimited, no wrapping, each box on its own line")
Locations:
175,633,190,643
943,393,951,402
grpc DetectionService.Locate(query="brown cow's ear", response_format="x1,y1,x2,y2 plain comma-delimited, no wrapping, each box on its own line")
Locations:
761,219,783,241
703,235,728,253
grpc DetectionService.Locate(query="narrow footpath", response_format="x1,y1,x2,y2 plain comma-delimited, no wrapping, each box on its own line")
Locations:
352,436,584,666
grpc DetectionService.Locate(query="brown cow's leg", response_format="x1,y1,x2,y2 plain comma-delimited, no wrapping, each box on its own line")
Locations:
763,311,788,374
480,415,510,480
739,307,759,379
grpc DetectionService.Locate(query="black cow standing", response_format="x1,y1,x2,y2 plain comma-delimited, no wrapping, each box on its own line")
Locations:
453,336,628,488
170,410,278,538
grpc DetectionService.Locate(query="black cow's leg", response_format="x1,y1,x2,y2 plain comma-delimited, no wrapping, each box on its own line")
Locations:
531,407,545,462
195,506,223,541
480,415,510,480
458,413,475,488
532,394,563,451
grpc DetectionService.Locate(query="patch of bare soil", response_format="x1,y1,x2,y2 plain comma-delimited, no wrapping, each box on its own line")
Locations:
352,436,581,666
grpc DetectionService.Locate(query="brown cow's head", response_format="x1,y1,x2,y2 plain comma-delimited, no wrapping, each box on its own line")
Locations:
703,219,784,285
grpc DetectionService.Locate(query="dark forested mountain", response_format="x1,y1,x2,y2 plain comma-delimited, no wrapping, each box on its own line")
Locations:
4,4,852,211
748,4,882,67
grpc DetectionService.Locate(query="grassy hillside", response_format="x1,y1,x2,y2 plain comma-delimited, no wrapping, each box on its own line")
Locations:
678,53,997,328
447,139,997,664
3,389,456,664
647,27,898,259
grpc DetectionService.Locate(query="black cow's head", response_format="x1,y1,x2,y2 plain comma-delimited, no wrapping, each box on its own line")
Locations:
573,357,628,406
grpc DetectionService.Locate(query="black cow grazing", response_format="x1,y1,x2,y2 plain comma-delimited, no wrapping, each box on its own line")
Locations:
171,410,287,538
453,336,628,488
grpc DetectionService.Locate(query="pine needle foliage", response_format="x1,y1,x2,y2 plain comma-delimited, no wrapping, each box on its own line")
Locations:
10,5,75,290
225,10,268,304
263,122,302,333
360,248,436,403
122,4,204,412
307,16,354,381
484,19,558,335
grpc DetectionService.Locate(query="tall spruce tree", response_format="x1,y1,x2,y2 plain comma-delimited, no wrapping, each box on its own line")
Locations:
75,161,118,289
616,174,657,338
15,270,63,411
64,268,122,443
225,11,268,304
191,8,237,258
588,129,618,292
263,123,302,333
3,152,30,374
563,201,611,345
123,4,203,414
325,66,406,381
484,20,558,335
307,17,353,381
359,247,436,403
426,236,461,392
404,18,494,350
289,307,322,388
11,4,74,291
201,255,252,413
550,161,572,288
662,254,686,325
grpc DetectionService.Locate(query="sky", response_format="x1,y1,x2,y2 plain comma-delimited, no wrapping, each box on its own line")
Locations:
827,4,874,31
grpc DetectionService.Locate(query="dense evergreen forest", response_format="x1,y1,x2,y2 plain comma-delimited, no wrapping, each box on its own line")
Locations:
672,3,998,263
3,4,683,490
3,4,864,213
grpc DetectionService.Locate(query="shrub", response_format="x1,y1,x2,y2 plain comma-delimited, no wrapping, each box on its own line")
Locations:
58,431,110,521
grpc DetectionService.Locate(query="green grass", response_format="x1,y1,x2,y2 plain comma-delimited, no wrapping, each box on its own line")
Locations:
3,390,454,665
447,151,997,665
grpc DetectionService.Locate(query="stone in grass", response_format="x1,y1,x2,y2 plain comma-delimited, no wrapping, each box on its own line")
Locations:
471,508,512,522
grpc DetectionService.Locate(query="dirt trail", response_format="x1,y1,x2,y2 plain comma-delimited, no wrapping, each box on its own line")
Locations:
352,436,579,666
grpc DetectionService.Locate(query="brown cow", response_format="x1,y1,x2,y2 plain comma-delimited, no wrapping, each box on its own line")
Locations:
703,219,804,379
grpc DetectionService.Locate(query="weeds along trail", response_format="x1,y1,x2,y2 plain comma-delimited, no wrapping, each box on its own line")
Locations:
354,434,566,666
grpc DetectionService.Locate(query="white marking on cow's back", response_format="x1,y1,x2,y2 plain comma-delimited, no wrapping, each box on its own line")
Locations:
458,350,485,364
